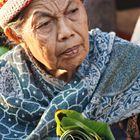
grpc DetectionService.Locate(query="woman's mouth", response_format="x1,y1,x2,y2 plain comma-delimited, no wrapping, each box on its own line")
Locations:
62,45,80,57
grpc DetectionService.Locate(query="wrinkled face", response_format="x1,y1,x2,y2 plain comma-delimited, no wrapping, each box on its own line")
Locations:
21,0,89,72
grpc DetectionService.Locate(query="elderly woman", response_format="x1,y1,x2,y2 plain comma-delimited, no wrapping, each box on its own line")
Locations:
0,0,140,139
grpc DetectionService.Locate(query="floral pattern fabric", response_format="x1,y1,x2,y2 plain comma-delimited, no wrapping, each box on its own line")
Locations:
0,28,140,139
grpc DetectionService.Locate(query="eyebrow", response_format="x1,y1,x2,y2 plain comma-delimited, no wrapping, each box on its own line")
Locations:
31,11,52,28
32,11,52,19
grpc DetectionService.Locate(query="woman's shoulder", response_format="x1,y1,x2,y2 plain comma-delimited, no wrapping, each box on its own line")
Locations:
87,28,116,72
0,45,28,95
87,28,140,70
88,28,116,59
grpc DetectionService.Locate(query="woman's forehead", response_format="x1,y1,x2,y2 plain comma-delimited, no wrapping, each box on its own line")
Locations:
29,0,79,7
25,0,81,17
31,0,71,10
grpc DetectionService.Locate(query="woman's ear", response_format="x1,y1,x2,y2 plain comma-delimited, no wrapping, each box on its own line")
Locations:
4,26,22,44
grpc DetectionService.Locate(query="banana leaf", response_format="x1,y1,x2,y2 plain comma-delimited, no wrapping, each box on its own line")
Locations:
55,109,115,140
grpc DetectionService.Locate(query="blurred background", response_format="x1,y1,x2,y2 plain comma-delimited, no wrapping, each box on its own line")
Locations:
84,0,140,40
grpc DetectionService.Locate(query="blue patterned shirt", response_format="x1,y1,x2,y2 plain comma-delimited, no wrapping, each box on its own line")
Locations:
0,29,140,139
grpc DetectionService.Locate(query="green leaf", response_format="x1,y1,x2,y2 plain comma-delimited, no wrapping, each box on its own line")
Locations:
60,117,102,140
55,109,115,140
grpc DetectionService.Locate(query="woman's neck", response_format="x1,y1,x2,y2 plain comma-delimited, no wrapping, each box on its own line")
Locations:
49,69,76,82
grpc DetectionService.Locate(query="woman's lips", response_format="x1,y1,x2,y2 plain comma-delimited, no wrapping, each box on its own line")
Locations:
62,45,80,57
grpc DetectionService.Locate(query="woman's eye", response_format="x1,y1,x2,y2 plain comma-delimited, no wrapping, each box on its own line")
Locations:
37,21,51,29
68,8,78,15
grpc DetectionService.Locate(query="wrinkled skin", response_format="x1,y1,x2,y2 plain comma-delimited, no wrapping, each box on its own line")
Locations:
20,0,89,81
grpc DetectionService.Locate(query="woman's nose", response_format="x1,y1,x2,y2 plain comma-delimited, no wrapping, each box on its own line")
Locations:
57,18,74,41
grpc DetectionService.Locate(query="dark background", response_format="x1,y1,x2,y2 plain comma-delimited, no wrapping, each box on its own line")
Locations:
116,0,140,10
